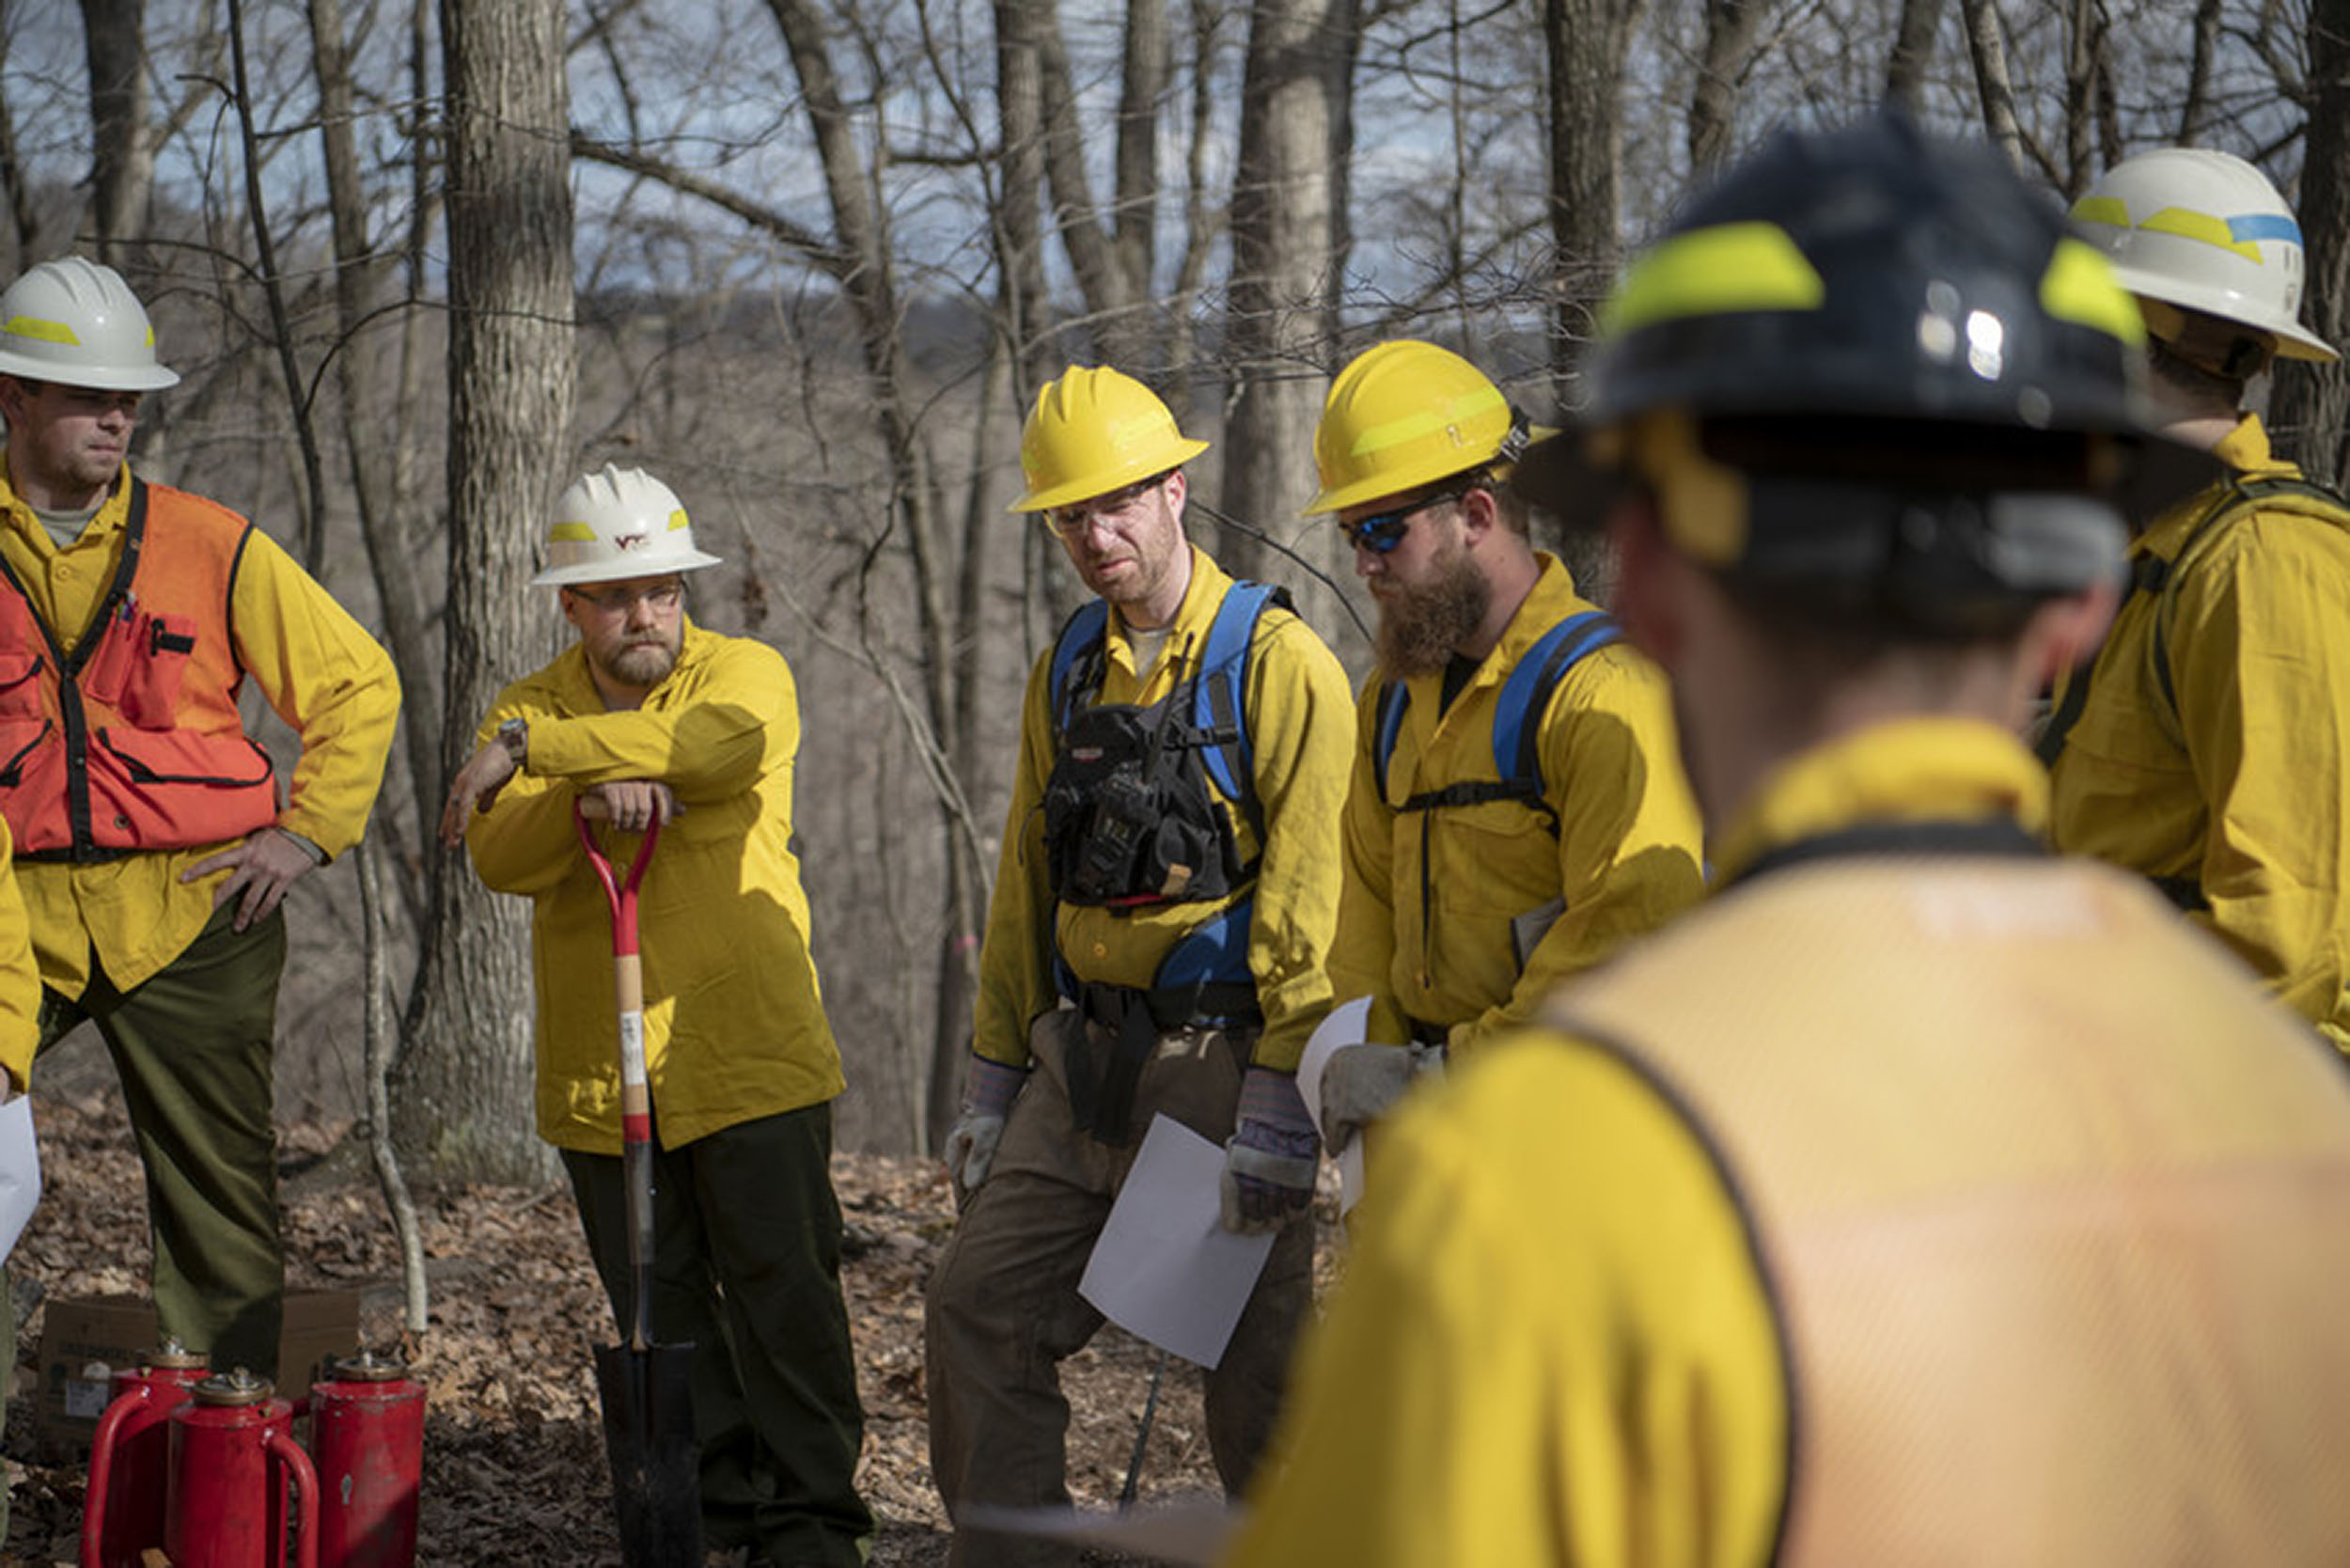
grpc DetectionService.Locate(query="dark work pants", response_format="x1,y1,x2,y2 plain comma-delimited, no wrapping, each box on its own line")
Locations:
23,903,287,1373
563,1100,872,1568
924,1009,1315,1568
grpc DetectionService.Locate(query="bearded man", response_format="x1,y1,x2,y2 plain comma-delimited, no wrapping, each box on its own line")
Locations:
1305,341,1704,1157
442,464,871,1567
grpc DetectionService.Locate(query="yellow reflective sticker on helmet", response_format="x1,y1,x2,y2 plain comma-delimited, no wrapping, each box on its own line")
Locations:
2068,195,2128,229
548,522,598,541
1346,383,1508,458
1605,223,1825,337
2136,206,2263,262
667,509,690,531
2039,238,2145,346
2,315,80,347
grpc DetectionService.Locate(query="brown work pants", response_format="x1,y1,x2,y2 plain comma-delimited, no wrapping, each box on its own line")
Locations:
925,1007,1313,1568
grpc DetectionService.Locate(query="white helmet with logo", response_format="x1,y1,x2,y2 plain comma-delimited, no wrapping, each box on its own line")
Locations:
2069,148,2339,365
533,464,725,587
0,257,181,391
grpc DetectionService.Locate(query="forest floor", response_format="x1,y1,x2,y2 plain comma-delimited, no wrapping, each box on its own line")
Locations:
0,1087,1273,1566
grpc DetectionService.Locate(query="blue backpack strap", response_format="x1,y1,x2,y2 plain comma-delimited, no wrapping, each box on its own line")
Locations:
1151,893,1261,1016
1371,681,1410,802
1192,581,1283,799
1048,599,1110,732
1492,609,1621,792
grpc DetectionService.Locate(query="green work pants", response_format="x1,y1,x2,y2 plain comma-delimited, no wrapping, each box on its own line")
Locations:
0,904,285,1541
20,903,287,1372
562,1100,872,1568
924,1008,1315,1568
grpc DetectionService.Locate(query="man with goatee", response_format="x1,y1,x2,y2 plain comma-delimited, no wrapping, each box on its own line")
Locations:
443,464,871,1568
1305,341,1704,1156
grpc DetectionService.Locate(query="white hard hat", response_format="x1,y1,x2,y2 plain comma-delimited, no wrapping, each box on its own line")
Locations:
0,257,181,391
532,464,724,587
2069,148,2339,365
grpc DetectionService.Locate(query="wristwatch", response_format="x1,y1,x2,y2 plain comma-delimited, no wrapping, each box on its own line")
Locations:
494,716,529,769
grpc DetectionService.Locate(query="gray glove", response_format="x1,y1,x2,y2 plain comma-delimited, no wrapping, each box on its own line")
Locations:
1220,1067,1321,1233
944,1054,1027,1198
942,1112,1007,1194
1319,1041,1445,1155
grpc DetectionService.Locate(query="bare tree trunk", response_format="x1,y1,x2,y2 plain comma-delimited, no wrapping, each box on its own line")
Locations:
80,0,152,261
307,0,443,842
1883,0,1945,113
1018,0,1155,368
1542,0,1639,591
2180,0,2224,144
2273,0,2350,487
1220,0,1348,579
2059,0,2106,197
993,0,1057,384
227,0,329,571
1689,0,1771,175
762,0,994,1150
1960,0,2028,172
394,0,574,1186
0,8,40,259
359,834,428,1337
1113,0,1167,305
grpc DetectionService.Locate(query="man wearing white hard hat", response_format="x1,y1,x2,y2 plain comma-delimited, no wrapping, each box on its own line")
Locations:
2044,148,2350,1048
442,466,871,1566
0,258,399,1402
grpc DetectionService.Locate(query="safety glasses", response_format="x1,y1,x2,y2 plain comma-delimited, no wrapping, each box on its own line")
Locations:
1336,482,1478,555
569,580,684,613
1042,471,1170,541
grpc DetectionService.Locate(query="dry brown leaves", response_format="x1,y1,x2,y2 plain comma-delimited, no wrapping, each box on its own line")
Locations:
2,1091,1263,1567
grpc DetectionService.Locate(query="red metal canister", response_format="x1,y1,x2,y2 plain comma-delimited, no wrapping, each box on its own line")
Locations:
308,1350,425,1568
164,1370,320,1568
80,1341,209,1568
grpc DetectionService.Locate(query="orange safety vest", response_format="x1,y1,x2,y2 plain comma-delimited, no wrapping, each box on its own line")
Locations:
1549,828,2350,1564
0,478,278,859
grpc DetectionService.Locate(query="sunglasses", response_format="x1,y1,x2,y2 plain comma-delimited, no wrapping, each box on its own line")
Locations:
1336,482,1479,555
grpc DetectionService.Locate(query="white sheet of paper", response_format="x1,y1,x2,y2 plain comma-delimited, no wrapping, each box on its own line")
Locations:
1079,1116,1274,1369
0,1097,42,1264
958,1497,1242,1565
1294,996,1371,1143
1298,996,1375,1214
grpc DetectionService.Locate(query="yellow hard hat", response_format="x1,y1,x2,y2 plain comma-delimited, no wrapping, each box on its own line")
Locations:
1304,340,1516,515
1010,366,1210,512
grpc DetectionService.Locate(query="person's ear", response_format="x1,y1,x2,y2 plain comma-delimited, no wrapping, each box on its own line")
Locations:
1606,495,1685,669
1457,484,1501,546
2026,575,2121,690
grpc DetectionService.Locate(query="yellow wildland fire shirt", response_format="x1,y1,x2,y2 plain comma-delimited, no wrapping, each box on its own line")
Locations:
1328,553,1702,1053
0,818,35,1091
1231,719,2350,1567
2048,414,2350,1049
972,547,1354,1074
0,462,399,996
464,621,844,1153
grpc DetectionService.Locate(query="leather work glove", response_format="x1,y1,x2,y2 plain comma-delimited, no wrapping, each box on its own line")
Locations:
1319,1041,1445,1156
1220,1066,1321,1234
943,1053,1028,1201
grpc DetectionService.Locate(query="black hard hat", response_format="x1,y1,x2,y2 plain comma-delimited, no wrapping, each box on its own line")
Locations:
1515,116,2204,635
1589,115,2152,437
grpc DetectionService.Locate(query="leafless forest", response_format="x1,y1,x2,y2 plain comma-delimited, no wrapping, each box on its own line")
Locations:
1,0,2343,1184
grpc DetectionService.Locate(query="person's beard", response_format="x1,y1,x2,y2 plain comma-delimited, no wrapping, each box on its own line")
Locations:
599,633,680,690
1375,544,1491,679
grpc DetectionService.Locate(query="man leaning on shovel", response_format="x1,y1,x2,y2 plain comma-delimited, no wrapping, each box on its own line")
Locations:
442,465,871,1568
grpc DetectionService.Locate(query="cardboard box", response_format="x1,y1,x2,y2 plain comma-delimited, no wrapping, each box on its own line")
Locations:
35,1288,362,1458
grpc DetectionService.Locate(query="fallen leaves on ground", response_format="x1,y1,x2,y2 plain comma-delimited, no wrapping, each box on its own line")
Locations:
3,1090,1270,1566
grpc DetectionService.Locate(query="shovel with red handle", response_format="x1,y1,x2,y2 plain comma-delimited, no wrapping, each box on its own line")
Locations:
574,798,702,1566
